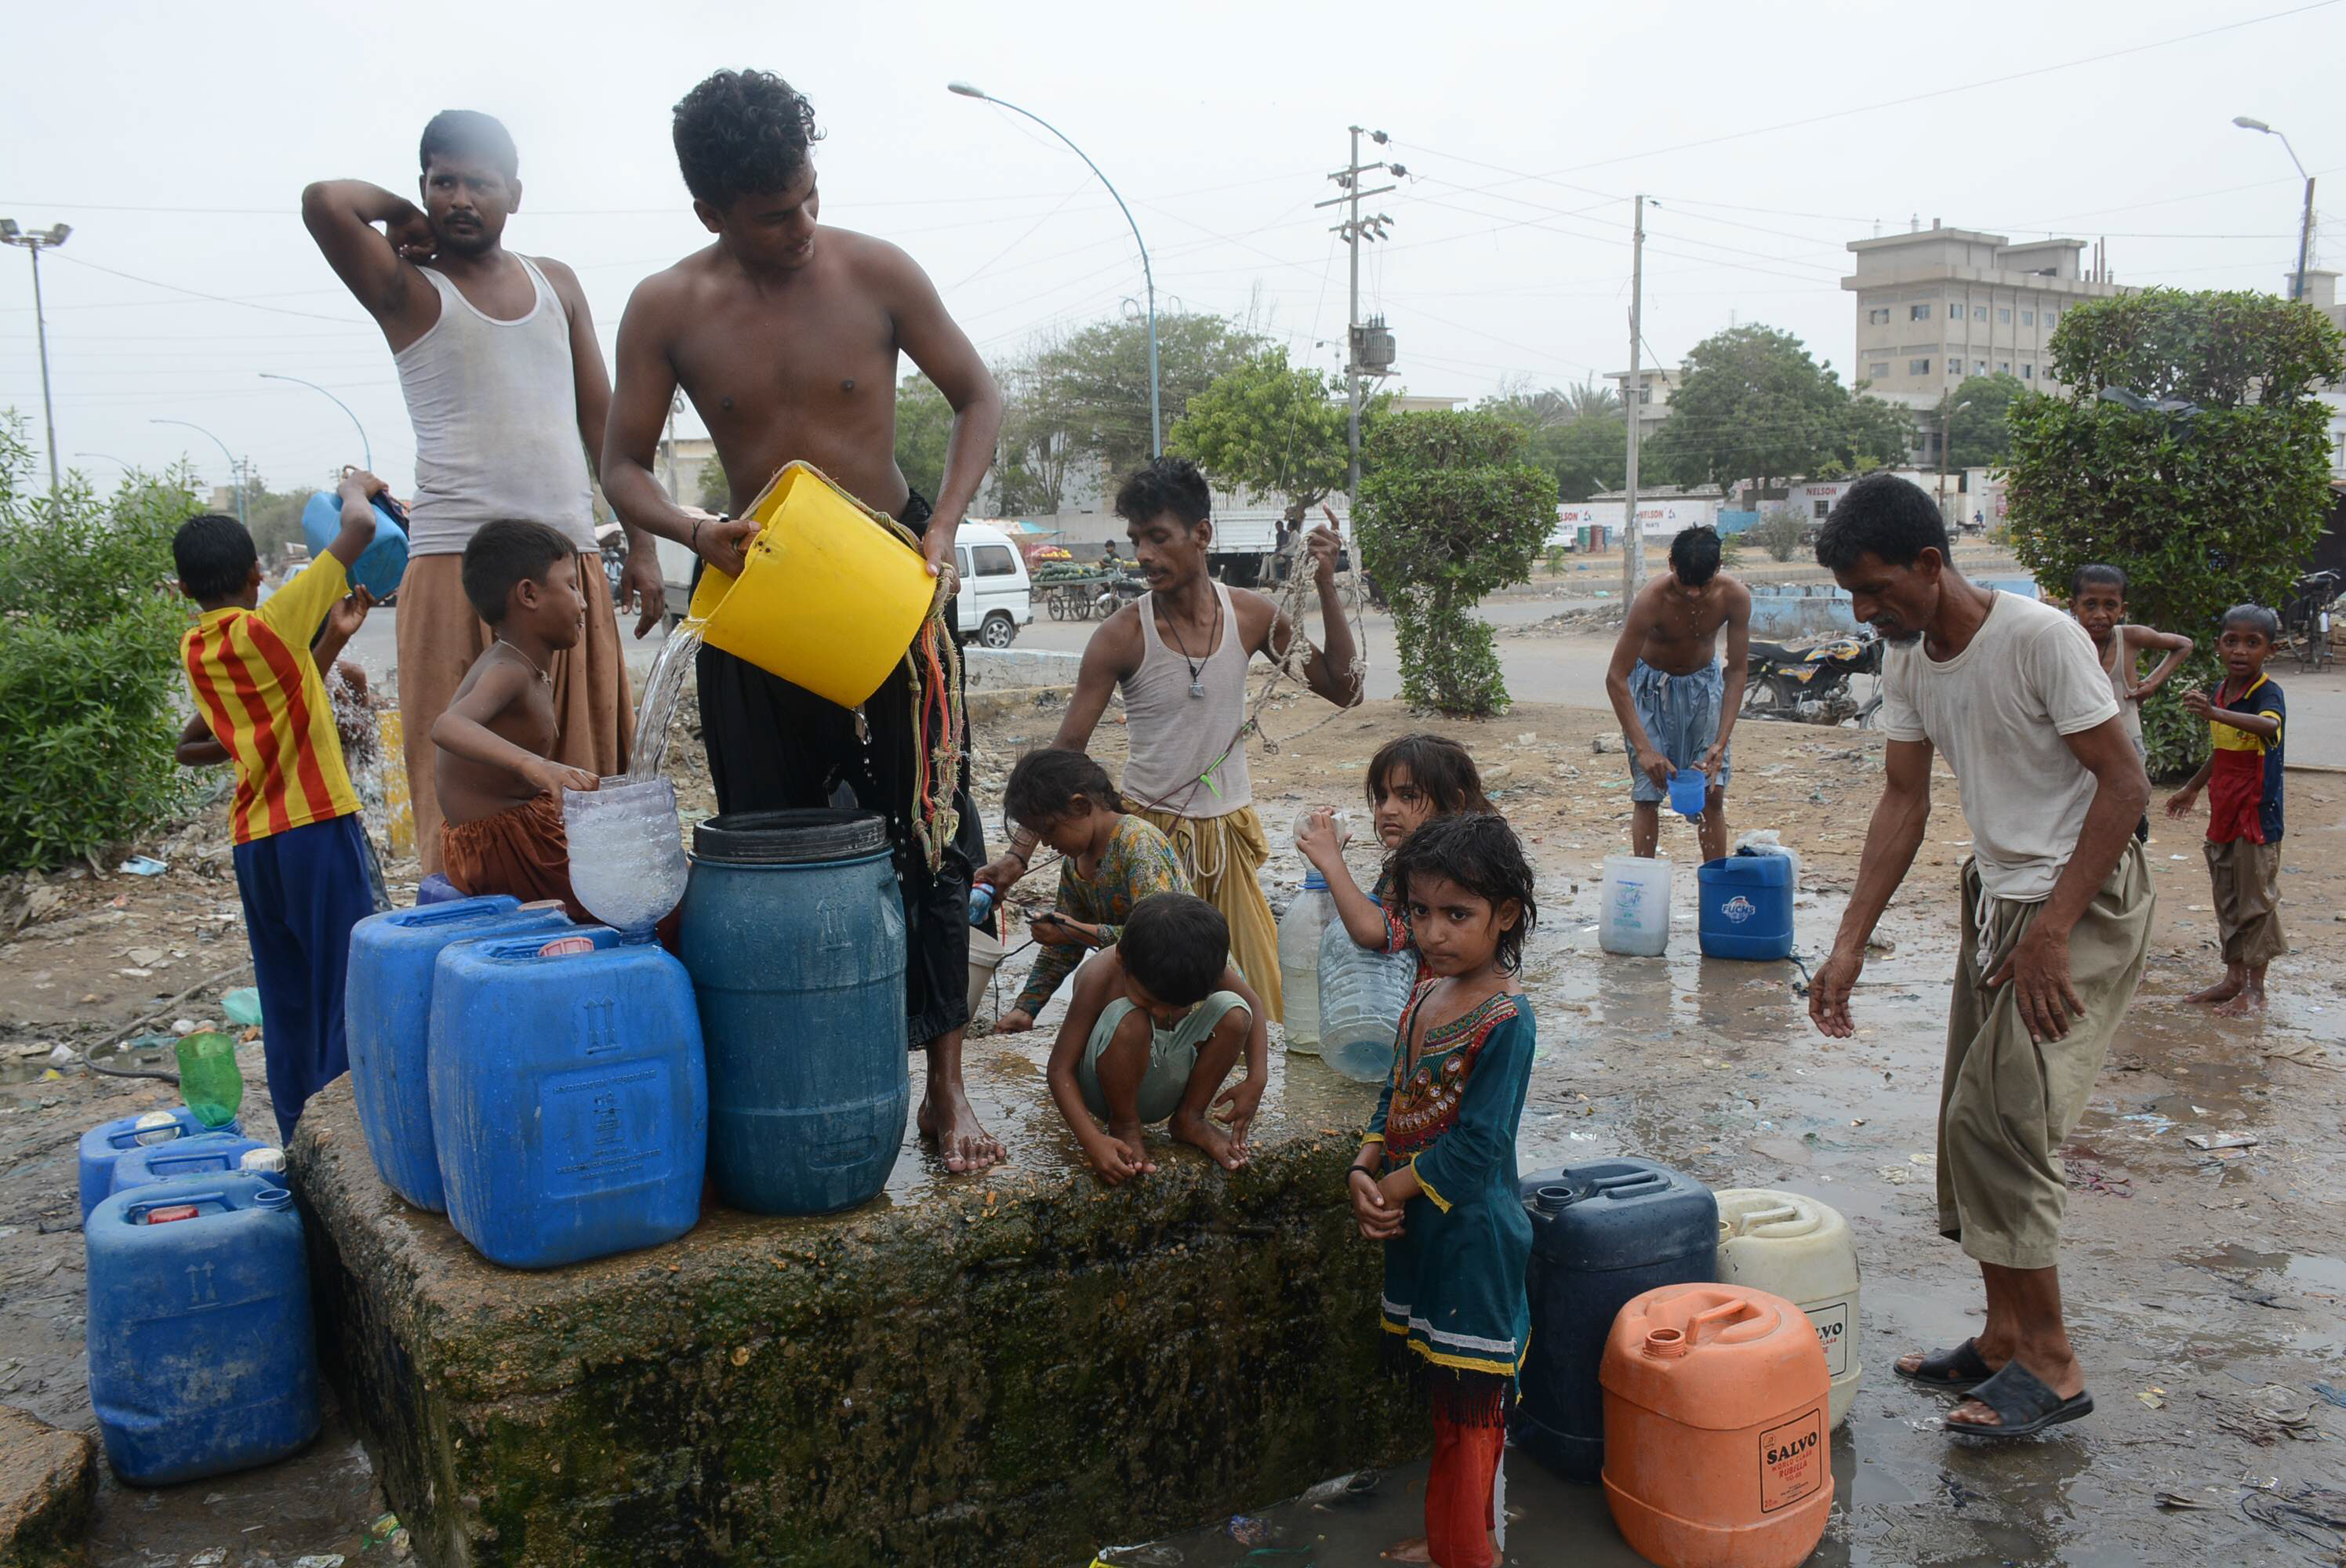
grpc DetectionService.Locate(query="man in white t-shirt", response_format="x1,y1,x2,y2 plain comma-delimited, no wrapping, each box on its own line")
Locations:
1807,474,2151,1444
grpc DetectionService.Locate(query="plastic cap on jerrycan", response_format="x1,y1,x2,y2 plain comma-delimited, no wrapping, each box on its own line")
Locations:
78,1107,242,1223
85,1173,321,1486
1601,1284,1833,1568
1513,1159,1718,1482
1715,1189,1863,1429
345,895,571,1211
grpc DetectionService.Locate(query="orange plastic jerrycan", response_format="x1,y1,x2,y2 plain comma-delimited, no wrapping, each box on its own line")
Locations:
1601,1284,1832,1568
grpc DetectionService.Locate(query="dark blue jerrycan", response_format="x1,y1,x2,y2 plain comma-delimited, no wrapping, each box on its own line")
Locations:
678,810,910,1215
109,1131,270,1201
345,895,570,1211
1697,851,1796,960
1513,1157,1718,1481
85,1173,320,1486
429,925,707,1269
78,1108,242,1223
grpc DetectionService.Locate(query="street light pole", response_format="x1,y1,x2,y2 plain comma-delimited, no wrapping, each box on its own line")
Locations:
2233,116,2315,302
949,81,1160,456
258,372,372,471
1,219,71,494
151,418,248,531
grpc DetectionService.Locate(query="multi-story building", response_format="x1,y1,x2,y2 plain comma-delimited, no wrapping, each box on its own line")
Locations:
1843,222,2126,440
1606,366,1680,446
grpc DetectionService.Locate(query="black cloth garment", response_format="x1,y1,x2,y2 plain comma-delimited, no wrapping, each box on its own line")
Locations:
696,489,982,1047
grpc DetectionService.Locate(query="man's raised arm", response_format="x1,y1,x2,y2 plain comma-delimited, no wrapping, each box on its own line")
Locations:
300,180,438,335
884,244,1003,572
600,278,757,576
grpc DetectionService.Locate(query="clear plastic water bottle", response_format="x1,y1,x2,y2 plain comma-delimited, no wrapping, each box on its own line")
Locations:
1318,914,1418,1083
1277,872,1333,1051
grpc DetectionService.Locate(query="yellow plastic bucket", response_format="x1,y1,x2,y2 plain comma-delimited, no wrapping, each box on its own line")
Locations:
687,462,935,709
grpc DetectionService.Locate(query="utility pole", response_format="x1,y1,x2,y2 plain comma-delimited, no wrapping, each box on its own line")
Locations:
1622,194,1646,600
1320,128,1403,500
1,219,71,494
2295,174,2317,304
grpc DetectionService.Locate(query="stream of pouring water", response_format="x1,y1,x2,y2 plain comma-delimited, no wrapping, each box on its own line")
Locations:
628,619,706,778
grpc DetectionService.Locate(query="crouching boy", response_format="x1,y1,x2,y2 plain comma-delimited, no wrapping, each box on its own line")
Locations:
1046,892,1270,1185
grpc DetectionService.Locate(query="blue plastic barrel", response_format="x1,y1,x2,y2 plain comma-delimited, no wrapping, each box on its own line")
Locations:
1697,852,1796,960
109,1131,270,1200
678,810,909,1215
78,1108,242,1223
1513,1158,1717,1481
299,489,409,600
85,1173,320,1486
345,895,571,1211
430,925,706,1269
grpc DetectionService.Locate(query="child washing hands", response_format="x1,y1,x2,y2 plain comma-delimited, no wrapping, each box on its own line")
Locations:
1298,732,1494,956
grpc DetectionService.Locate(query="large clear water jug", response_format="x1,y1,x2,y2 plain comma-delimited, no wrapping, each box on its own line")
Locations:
1316,913,1414,1083
563,776,689,942
1599,855,1672,956
1276,873,1332,1049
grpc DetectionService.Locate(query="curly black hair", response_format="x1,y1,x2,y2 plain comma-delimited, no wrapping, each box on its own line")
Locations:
1113,456,1211,529
1120,893,1229,1007
1815,471,1948,572
1389,813,1538,974
672,70,823,209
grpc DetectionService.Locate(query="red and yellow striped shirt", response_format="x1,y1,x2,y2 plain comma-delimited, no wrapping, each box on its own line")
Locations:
181,554,360,844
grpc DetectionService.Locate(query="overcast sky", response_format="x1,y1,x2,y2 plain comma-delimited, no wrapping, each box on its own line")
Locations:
5,0,2343,502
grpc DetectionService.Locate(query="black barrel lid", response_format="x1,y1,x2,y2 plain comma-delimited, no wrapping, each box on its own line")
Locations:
692,808,889,866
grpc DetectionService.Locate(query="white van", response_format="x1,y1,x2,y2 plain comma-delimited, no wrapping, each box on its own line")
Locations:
953,521,1032,648
656,517,1032,649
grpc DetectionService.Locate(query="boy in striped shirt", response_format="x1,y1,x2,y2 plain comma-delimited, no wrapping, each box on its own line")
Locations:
172,470,383,1139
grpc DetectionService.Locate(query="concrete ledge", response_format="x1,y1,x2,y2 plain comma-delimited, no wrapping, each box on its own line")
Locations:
293,1071,1403,1566
967,684,1076,724
965,647,1084,688
0,1405,95,1568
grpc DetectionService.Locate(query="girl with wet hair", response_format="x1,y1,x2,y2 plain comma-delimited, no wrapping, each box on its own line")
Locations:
1298,731,1493,956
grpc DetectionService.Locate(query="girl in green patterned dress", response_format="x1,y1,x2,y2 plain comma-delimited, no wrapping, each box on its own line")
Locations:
1346,813,1538,1568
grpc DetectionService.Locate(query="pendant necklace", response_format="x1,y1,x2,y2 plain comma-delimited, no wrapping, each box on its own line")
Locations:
1163,590,1220,699
496,636,553,688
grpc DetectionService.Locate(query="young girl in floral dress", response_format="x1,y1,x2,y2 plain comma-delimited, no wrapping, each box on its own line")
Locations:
1346,812,1538,1568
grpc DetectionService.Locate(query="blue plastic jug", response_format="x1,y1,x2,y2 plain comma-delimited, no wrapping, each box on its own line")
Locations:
1666,768,1709,818
1513,1158,1717,1481
430,925,707,1269
299,488,409,600
415,873,467,906
1697,852,1796,961
78,1108,242,1223
109,1131,271,1200
678,810,910,1215
346,895,571,1211
85,1173,321,1486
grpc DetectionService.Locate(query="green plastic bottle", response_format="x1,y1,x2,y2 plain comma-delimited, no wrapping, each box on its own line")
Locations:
175,1031,244,1131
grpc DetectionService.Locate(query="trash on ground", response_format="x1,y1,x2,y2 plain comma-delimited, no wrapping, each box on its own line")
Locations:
118,855,169,876
2184,1131,2260,1151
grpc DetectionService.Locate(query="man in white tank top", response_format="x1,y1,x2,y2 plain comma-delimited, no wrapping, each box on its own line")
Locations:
978,458,1364,1028
303,111,659,877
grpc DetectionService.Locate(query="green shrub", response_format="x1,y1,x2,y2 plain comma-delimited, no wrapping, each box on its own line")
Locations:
1544,543,1569,575
1752,504,1807,562
0,419,195,869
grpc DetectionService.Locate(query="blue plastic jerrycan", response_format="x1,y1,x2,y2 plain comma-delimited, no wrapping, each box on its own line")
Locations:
345,895,571,1211
78,1107,242,1223
1513,1158,1718,1482
109,1131,271,1201
1697,851,1796,961
299,488,409,600
85,1173,321,1486
430,925,707,1269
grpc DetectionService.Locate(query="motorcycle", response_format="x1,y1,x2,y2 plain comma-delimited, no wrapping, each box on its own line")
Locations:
1742,630,1885,727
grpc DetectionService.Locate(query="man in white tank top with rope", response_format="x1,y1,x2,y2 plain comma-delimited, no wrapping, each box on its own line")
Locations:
303,111,659,877
979,458,1364,1025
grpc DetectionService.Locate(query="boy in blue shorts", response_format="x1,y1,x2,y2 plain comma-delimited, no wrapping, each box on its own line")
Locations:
1603,524,1752,862
1044,893,1270,1185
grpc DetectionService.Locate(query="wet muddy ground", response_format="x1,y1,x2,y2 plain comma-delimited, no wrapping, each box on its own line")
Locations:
5,693,2343,1566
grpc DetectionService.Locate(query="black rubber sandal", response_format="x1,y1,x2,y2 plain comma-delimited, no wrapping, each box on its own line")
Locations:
1894,1337,1994,1392
1945,1359,2094,1441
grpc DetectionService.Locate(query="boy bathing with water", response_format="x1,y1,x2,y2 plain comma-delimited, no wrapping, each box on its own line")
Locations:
2068,564,2192,840
2165,604,2287,1015
1045,892,1270,1185
431,521,601,920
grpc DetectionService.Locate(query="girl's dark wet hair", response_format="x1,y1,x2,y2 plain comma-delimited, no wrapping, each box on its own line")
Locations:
1367,732,1492,818
1003,746,1125,831
673,70,823,209
1389,813,1538,975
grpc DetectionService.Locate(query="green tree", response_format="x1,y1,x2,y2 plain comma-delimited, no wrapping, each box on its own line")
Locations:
1752,503,1807,562
1480,379,1625,502
696,458,731,514
894,372,954,505
1037,310,1266,480
2005,289,2344,776
1828,390,1918,476
1356,411,1557,715
0,417,194,869
1170,346,1382,517
1647,325,1850,494
1937,372,2026,468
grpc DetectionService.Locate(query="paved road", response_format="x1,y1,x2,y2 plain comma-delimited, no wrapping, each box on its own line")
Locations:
343,596,2346,768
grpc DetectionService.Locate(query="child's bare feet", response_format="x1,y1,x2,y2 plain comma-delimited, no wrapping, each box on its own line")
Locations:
2182,971,2244,1005
1382,1539,1433,1563
1171,1108,1247,1170
1109,1120,1153,1168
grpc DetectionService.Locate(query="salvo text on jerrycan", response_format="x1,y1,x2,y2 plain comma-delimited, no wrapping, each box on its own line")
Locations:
345,895,571,1211
85,1174,321,1486
1602,1284,1833,1568
429,926,707,1269
1714,1189,1863,1429
1514,1159,1718,1482
678,809,910,1215
79,1107,242,1223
